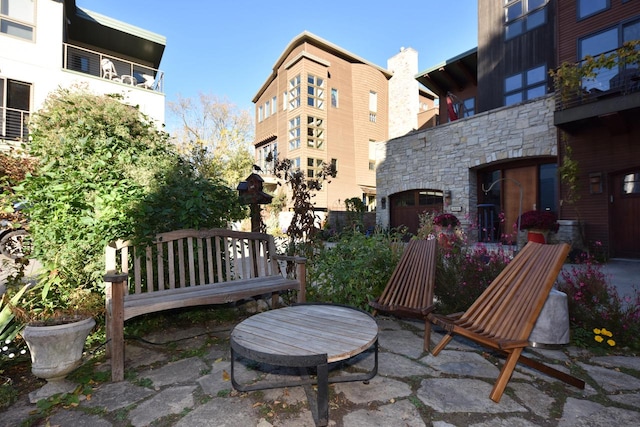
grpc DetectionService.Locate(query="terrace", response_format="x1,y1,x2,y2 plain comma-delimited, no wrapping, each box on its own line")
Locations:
553,45,640,131
63,43,164,92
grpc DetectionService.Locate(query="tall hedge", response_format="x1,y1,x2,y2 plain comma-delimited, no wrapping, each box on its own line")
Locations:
14,88,245,296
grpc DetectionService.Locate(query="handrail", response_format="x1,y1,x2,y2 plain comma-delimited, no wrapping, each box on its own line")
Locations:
0,107,29,142
62,43,164,93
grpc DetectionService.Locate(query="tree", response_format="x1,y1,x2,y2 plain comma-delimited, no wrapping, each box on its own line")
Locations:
13,87,245,299
168,93,255,187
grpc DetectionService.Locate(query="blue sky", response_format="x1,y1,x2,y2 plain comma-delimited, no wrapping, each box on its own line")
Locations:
78,0,478,118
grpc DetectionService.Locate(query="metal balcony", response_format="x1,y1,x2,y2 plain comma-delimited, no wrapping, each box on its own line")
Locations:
63,44,164,92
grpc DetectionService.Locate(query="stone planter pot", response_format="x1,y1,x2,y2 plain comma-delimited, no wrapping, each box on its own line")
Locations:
22,316,95,402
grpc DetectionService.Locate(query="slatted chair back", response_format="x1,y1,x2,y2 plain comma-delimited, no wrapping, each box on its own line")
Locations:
455,241,570,347
370,238,437,351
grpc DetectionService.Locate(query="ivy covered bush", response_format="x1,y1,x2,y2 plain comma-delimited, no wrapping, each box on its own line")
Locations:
11,87,245,315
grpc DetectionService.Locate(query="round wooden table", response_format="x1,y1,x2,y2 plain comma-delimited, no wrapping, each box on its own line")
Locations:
230,304,378,426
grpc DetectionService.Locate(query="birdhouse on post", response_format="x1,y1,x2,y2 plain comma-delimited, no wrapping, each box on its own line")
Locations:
237,173,273,233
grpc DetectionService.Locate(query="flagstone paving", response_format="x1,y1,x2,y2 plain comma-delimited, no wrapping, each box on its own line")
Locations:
2,316,639,426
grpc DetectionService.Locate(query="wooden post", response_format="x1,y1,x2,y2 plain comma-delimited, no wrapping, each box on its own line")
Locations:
296,258,306,303
104,272,128,382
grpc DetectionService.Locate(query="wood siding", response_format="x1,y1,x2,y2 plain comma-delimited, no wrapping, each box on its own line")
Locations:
477,0,556,113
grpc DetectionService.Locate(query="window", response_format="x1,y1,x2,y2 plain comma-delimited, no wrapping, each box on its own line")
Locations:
282,91,287,111
462,97,475,117
578,0,609,20
289,75,301,109
579,19,640,91
306,115,324,149
505,0,548,39
368,140,377,171
331,88,338,108
264,100,270,119
539,163,557,212
504,64,547,106
0,78,31,141
331,158,337,174
369,91,377,122
306,157,324,179
623,172,640,195
271,96,277,115
1,0,35,41
258,105,264,122
257,142,278,173
307,74,325,109
288,116,301,150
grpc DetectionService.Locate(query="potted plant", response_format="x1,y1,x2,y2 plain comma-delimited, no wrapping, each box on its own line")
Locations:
11,273,101,403
517,210,559,244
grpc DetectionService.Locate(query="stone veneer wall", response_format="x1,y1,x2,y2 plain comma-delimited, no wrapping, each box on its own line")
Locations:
376,94,558,237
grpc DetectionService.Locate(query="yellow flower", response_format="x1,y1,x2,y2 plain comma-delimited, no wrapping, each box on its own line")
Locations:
607,339,616,347
594,335,604,343
602,329,613,337
593,328,601,334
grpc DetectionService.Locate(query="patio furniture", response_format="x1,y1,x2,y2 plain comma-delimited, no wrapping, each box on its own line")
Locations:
230,303,378,426
428,241,585,402
104,228,306,382
369,238,437,352
101,58,118,80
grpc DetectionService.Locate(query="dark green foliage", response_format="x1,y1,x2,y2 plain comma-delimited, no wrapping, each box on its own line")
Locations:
307,231,404,311
12,87,245,314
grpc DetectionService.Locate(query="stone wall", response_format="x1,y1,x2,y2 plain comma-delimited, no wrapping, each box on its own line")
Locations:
376,95,558,234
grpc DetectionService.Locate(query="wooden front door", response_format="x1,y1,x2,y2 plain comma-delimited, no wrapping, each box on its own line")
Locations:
610,170,640,257
504,167,538,238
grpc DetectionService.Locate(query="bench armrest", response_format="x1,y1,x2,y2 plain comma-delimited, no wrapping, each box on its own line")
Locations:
271,255,306,302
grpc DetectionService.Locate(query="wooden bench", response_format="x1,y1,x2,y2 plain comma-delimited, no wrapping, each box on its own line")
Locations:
104,228,306,381
428,242,585,402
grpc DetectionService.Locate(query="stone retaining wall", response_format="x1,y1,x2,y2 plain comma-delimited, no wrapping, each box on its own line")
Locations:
376,95,558,239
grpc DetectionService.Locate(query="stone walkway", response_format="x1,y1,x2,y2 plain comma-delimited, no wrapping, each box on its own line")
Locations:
2,315,639,427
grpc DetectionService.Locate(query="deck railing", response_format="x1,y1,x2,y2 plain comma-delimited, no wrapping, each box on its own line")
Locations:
0,107,29,143
62,43,164,93
553,46,640,110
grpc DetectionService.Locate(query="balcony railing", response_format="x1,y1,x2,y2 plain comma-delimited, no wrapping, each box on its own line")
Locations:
0,107,29,143
553,45,640,111
63,43,164,93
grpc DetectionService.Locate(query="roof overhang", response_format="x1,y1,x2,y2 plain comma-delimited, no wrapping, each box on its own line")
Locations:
416,47,478,96
65,1,165,69
253,31,393,103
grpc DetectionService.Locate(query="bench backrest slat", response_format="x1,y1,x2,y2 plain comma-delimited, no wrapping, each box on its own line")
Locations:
105,229,285,296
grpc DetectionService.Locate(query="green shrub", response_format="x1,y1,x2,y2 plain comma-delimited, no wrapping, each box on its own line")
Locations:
11,87,245,316
558,251,640,351
307,231,404,310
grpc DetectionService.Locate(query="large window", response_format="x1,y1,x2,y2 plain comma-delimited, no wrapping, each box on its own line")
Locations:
1,0,35,41
505,0,547,39
504,64,547,106
331,88,338,108
288,116,301,150
306,115,324,149
577,0,609,20
256,141,277,174
306,157,324,179
307,74,325,109
0,78,31,141
579,19,640,91
288,75,301,109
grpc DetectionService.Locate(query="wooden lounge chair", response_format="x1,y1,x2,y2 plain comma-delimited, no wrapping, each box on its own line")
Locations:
428,241,585,402
370,238,437,352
